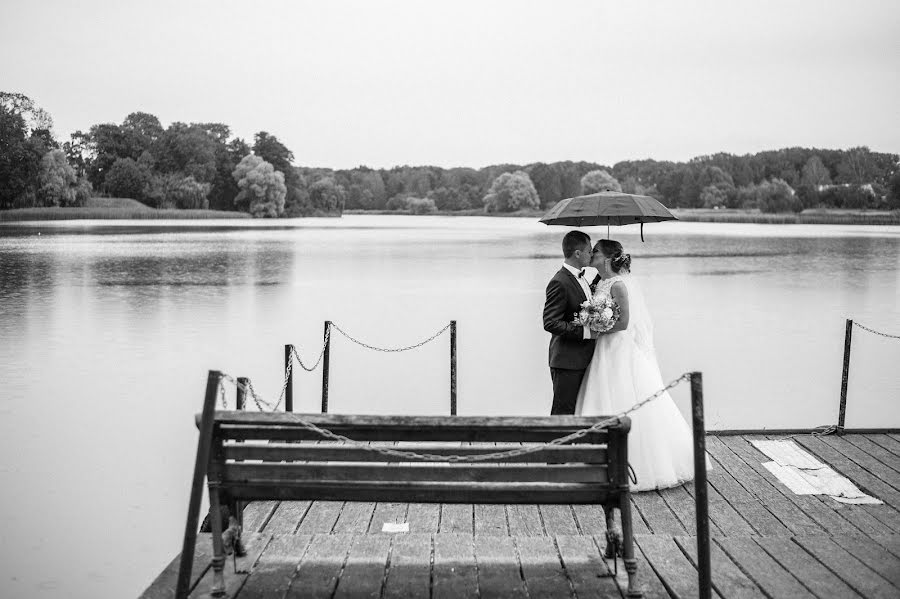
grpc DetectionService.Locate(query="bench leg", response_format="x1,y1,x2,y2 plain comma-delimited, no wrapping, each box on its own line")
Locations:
208,485,226,596
619,492,642,598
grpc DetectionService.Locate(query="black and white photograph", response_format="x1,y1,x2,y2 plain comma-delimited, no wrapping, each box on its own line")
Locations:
1,1,899,597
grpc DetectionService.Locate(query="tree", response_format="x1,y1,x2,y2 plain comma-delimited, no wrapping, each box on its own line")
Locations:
232,154,286,217
580,169,622,193
801,155,831,187
105,157,151,200
482,171,540,212
757,179,801,213
37,149,79,206
427,186,471,211
888,170,900,210
307,177,345,214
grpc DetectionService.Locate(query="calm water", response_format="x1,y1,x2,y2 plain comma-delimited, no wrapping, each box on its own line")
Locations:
1,215,899,597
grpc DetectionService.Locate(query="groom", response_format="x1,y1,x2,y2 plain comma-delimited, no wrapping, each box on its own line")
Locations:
543,230,600,415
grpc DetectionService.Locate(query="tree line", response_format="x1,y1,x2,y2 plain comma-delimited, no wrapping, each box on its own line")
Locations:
2,91,898,216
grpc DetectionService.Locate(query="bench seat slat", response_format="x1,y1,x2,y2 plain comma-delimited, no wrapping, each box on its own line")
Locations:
218,425,608,444
223,481,620,504
222,463,608,484
223,442,608,464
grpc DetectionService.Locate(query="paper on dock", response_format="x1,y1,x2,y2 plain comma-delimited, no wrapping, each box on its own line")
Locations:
381,522,410,533
752,440,882,505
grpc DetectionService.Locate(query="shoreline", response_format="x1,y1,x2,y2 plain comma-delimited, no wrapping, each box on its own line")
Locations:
2,206,898,225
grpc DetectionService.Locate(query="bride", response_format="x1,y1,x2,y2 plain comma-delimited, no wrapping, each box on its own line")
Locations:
575,239,697,492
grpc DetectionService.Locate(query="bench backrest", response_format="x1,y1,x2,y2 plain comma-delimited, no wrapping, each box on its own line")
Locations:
205,411,631,504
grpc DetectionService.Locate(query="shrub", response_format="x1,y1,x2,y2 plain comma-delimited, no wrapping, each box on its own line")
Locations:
406,197,437,214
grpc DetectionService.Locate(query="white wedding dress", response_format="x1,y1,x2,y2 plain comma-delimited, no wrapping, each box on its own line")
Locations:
575,273,697,492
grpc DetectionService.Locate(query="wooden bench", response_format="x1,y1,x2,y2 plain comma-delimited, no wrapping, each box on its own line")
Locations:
176,371,642,597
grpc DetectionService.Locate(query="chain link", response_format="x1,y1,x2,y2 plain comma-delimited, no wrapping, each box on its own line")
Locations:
217,372,692,463
292,326,332,371
853,321,900,340
331,322,451,353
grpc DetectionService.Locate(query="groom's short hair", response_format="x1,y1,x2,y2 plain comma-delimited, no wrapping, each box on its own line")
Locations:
562,231,591,258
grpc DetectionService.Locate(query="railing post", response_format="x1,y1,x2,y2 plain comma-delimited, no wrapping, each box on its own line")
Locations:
690,372,712,599
284,344,293,412
175,370,222,599
236,376,248,411
838,319,853,434
450,320,457,416
322,321,331,414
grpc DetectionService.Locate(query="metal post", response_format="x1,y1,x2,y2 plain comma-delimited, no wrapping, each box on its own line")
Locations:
236,376,248,411
284,344,293,412
322,321,331,414
450,320,457,416
690,372,712,599
838,319,853,434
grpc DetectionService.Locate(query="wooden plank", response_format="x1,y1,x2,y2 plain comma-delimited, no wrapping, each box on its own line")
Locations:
262,501,310,535
239,534,311,599
225,462,607,483
439,503,474,534
715,536,816,599
631,491,688,535
793,535,897,599
332,501,376,534
506,504,545,536
514,536,573,599
832,533,900,589
368,502,409,533
433,534,478,599
658,485,708,536
188,532,271,599
871,533,900,559
571,504,607,536
687,480,757,536
635,534,717,599
295,500,342,534
714,436,836,536
538,505,579,536
820,435,900,491
821,498,897,535
224,442,608,463
674,536,765,599
869,434,900,458
792,435,900,507
227,481,616,504
752,536,860,599
842,435,900,476
332,535,392,599
627,498,653,535
382,534,432,599
629,534,687,599
290,534,353,599
473,535,528,597
555,535,620,599
242,501,277,533
406,503,441,533
139,533,214,599
474,504,509,536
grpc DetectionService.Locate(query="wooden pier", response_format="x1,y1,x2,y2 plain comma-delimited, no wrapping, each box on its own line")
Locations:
142,431,900,598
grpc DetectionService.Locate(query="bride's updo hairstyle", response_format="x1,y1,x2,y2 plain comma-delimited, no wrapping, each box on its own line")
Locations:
596,239,632,273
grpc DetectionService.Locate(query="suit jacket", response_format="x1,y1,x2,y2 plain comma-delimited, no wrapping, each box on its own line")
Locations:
543,267,599,370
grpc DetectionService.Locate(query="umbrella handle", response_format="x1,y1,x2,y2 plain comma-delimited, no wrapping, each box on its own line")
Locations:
641,222,644,242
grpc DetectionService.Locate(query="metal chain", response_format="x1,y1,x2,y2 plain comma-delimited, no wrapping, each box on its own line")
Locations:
331,322,451,353
292,326,332,372
853,321,900,340
239,372,693,463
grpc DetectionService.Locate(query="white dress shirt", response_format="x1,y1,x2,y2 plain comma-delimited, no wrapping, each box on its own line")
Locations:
562,263,593,340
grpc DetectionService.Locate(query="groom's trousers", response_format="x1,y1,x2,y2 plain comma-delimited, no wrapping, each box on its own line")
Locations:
550,368,585,415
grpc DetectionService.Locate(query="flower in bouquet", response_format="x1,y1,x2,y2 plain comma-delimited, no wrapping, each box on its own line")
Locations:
573,293,620,333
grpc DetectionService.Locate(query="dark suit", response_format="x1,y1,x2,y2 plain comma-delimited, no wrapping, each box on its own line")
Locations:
543,267,599,414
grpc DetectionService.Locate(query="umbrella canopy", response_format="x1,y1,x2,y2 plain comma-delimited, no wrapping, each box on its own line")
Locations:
539,191,677,241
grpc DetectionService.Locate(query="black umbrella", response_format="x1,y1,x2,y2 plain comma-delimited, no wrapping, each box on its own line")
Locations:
539,191,677,241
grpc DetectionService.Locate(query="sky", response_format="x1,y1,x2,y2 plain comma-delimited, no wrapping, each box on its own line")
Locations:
1,0,898,169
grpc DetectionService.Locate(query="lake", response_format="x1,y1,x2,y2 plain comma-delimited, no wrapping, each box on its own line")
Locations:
1,215,898,598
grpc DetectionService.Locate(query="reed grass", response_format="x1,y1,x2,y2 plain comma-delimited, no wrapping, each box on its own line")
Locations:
0,197,250,221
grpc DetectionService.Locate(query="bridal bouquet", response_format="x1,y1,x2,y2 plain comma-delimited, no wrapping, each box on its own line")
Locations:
574,293,620,333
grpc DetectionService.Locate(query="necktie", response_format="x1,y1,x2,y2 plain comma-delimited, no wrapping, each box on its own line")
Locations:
577,269,585,278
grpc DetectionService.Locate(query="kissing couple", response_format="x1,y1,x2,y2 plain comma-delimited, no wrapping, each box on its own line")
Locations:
543,230,697,492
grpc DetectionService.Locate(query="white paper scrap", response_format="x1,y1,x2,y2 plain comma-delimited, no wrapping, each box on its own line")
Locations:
752,440,882,504
381,522,410,533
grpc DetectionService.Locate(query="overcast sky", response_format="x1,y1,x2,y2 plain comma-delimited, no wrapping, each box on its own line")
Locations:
1,0,897,169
